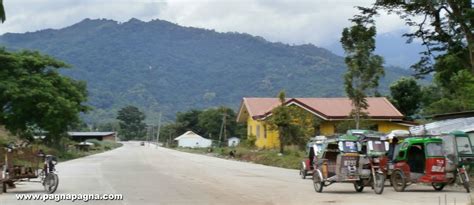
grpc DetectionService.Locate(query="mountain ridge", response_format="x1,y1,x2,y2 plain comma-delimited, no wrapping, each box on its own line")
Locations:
0,18,412,123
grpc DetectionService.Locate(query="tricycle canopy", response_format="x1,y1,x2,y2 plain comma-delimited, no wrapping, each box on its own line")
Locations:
395,137,444,161
440,131,474,172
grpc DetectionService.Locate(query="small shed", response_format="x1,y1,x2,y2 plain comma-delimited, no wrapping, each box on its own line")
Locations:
68,132,116,142
228,137,240,147
174,131,212,148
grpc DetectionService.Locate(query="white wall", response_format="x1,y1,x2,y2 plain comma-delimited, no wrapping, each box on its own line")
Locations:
178,138,212,148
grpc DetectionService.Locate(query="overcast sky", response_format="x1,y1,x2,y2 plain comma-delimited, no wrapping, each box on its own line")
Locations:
1,0,410,48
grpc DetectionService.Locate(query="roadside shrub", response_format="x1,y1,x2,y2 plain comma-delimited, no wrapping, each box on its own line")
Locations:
284,145,304,157
86,139,102,146
100,141,121,150
240,134,256,148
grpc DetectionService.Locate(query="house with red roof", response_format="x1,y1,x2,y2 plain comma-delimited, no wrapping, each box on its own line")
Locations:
236,97,413,148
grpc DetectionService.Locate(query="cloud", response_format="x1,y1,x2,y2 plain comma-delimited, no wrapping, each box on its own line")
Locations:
1,0,409,47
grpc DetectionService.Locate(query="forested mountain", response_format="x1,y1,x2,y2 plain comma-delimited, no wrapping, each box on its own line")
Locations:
0,18,413,123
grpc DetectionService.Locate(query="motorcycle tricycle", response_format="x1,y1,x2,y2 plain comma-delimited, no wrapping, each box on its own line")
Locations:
1,145,59,194
358,134,389,194
390,137,448,192
300,136,326,179
312,135,382,194
441,131,473,193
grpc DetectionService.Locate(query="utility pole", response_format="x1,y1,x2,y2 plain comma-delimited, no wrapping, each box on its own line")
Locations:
151,125,155,146
146,125,150,146
218,110,227,147
156,112,162,147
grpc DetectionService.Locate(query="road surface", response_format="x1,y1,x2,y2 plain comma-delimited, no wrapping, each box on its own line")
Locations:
0,142,471,205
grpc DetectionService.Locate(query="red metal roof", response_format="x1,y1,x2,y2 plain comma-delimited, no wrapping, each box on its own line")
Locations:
237,97,404,121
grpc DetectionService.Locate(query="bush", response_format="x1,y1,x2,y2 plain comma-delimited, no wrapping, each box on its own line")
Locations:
86,139,102,146
240,134,256,148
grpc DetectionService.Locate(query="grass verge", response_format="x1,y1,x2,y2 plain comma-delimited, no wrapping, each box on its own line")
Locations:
175,145,304,169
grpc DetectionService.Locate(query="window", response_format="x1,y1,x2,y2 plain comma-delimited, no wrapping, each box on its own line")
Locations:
264,125,267,139
256,125,260,138
338,141,358,153
368,140,386,152
456,137,473,154
426,142,444,157
248,125,252,136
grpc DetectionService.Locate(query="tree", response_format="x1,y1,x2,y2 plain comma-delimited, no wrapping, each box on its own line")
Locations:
0,0,5,23
355,2,474,115
389,77,422,118
341,11,385,129
197,107,240,143
0,48,88,145
269,91,291,154
116,106,146,140
423,70,474,114
370,1,474,75
175,109,203,135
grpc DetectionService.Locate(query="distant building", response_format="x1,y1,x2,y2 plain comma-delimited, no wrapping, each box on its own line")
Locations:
174,131,212,148
237,97,413,149
228,137,240,147
68,132,116,142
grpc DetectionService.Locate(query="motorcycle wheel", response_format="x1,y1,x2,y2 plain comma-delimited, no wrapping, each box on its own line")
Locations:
432,183,445,191
313,171,323,193
460,172,470,193
43,173,59,194
354,180,364,192
2,182,6,193
300,168,307,179
373,173,385,194
391,170,406,192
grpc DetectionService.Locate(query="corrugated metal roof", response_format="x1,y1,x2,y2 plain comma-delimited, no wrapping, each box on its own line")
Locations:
410,117,474,135
68,132,115,137
174,131,208,140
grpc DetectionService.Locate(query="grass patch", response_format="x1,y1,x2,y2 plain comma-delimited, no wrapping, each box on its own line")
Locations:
175,145,305,169
58,140,122,161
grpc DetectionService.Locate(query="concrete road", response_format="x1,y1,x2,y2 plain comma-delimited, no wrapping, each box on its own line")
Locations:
0,142,471,205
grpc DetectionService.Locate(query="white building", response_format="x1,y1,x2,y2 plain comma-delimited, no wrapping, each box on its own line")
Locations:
228,137,240,147
174,131,212,148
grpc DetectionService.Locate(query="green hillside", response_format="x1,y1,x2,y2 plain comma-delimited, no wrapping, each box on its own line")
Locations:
0,18,413,123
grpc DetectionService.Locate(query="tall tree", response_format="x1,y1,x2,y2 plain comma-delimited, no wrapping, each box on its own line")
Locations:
389,77,422,118
269,91,291,154
423,70,474,114
341,11,385,129
369,1,474,76
175,109,203,135
0,48,88,145
116,106,146,140
197,107,239,142
0,0,5,23
364,1,474,115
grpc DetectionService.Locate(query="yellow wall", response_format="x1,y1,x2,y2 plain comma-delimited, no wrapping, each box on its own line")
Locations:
247,116,279,148
377,121,409,133
320,121,335,136
247,117,409,149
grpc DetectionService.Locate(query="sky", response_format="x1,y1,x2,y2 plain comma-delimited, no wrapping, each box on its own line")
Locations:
0,0,422,67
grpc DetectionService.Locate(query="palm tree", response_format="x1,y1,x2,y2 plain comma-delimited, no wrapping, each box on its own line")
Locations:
0,0,5,23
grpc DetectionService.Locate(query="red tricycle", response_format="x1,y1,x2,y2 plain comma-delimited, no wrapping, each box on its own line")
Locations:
389,137,448,192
